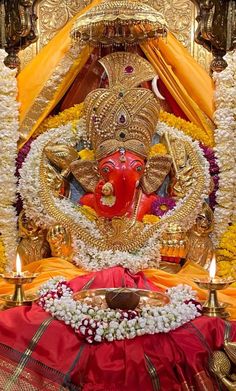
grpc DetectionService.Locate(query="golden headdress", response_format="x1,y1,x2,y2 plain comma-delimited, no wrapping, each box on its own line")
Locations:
84,52,160,160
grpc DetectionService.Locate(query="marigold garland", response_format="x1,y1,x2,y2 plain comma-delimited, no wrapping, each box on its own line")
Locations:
142,214,160,224
32,103,84,139
25,104,214,151
216,224,236,285
0,237,7,273
159,110,214,148
78,149,95,160
149,143,167,158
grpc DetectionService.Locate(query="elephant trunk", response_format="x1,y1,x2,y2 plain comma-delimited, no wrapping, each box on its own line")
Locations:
94,171,137,218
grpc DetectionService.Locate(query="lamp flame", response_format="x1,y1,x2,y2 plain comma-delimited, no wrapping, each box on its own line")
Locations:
16,253,22,276
209,255,216,280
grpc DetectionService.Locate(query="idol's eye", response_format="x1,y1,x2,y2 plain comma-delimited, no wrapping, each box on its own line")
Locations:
136,165,143,172
102,166,110,173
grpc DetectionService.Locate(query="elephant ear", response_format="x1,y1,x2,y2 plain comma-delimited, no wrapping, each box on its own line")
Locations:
140,154,172,194
70,160,99,193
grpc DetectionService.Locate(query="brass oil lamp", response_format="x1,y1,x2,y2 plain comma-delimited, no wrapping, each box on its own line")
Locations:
0,254,38,308
194,256,234,319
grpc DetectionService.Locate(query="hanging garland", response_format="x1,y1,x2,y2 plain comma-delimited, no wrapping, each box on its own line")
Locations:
159,110,214,147
0,50,19,271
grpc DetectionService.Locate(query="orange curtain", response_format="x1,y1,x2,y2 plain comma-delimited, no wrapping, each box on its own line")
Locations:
141,33,215,142
17,0,103,147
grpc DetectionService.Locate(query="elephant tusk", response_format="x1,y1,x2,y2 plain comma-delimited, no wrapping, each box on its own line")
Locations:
152,75,165,100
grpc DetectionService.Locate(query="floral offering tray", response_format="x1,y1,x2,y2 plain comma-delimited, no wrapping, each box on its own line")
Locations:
73,288,170,310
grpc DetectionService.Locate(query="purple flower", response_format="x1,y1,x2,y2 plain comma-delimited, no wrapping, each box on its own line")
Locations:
199,143,219,210
151,196,176,217
16,138,33,177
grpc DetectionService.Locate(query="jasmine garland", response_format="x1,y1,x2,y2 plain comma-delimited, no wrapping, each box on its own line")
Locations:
38,277,202,344
0,50,19,270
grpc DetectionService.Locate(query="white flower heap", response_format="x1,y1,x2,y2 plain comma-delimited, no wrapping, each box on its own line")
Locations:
0,50,19,269
38,278,202,344
213,50,236,243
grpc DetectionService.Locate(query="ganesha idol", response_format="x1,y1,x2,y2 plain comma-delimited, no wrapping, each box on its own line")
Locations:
1,51,235,391
19,51,210,273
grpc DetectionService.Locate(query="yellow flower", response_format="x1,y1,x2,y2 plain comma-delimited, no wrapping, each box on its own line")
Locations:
149,143,167,158
143,214,160,224
0,238,7,273
78,149,95,161
79,205,97,221
159,110,214,147
216,223,236,279
32,103,84,139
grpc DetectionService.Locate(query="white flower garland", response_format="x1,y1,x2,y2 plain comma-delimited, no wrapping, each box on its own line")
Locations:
213,50,236,243
73,233,160,272
19,120,210,272
0,50,19,270
38,277,202,344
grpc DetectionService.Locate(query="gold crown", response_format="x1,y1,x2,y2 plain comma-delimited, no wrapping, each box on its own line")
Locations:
84,52,160,160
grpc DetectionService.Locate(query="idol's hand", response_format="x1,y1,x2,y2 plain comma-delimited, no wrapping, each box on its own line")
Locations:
47,224,73,262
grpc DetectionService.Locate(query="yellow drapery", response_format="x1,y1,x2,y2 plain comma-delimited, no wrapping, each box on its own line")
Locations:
0,259,235,320
141,34,215,143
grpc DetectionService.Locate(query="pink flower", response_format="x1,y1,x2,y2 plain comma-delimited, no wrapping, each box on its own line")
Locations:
151,197,176,217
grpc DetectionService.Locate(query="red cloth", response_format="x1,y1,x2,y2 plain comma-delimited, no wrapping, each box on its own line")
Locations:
0,267,235,390
157,78,189,120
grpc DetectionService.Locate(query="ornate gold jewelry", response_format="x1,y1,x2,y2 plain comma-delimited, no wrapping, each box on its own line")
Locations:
39,132,207,253
84,51,160,160
140,154,172,194
47,224,73,262
185,202,214,269
18,211,51,265
70,159,100,193
210,322,236,390
43,143,78,197
71,0,168,47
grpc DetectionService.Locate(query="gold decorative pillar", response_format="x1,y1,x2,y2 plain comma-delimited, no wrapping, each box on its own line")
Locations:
191,0,236,71
0,0,39,68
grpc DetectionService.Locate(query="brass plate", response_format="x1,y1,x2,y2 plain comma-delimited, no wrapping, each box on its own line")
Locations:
73,288,170,308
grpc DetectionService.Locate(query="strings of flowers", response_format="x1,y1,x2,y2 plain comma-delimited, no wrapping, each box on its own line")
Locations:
22,103,213,150
217,224,236,286
159,110,214,148
212,50,236,244
199,144,219,210
0,237,7,274
38,277,202,344
0,50,19,271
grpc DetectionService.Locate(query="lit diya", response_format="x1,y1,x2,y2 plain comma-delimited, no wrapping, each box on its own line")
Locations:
0,254,38,308
194,255,235,319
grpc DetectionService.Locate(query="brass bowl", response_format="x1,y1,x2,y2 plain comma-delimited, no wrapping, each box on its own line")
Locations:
105,288,140,310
